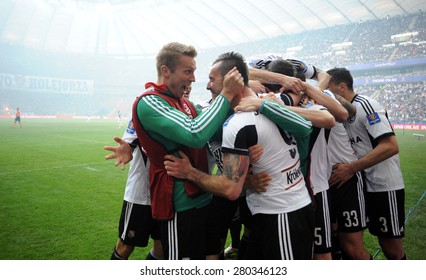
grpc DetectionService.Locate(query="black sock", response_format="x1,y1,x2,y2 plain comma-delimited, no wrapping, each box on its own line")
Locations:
237,235,248,260
230,220,242,249
111,248,127,260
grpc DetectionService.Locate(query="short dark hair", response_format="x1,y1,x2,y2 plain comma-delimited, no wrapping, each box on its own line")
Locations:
266,59,296,77
212,52,249,85
327,67,353,90
264,59,297,92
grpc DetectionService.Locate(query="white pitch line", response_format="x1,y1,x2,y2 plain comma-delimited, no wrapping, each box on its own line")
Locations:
0,162,113,176
85,167,101,171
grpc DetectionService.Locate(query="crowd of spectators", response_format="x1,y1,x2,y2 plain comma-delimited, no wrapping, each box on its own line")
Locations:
1,11,425,122
356,82,425,123
239,11,426,68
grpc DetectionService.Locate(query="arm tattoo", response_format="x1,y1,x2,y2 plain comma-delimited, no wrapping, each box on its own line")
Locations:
335,94,356,118
223,153,250,183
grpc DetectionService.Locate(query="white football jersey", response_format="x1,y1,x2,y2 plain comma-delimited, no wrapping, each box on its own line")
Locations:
246,54,318,80
222,111,311,215
121,118,151,205
300,102,330,195
344,94,405,192
323,90,358,175
328,122,359,175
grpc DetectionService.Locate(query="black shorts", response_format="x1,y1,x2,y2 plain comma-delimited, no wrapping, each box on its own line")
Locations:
366,189,405,238
330,171,368,233
245,203,315,260
313,190,332,253
238,196,253,230
208,195,239,242
118,201,160,247
159,204,217,260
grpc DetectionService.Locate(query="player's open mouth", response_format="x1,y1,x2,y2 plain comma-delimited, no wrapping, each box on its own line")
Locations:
182,85,190,92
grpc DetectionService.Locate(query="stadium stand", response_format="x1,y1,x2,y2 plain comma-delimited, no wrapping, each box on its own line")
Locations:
1,11,425,124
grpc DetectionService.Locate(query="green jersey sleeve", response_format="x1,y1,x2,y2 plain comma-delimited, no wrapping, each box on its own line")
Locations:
260,99,312,176
260,100,312,137
137,94,231,149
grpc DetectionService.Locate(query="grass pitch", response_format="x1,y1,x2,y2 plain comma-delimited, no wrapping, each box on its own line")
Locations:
0,118,425,260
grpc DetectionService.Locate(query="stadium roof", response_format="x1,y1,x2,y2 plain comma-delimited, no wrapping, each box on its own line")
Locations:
1,0,426,56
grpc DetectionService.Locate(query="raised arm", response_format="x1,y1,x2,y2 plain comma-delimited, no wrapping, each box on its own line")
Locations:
303,82,348,122
314,70,331,91
249,68,305,94
137,68,244,149
334,93,356,119
234,95,313,138
251,93,336,129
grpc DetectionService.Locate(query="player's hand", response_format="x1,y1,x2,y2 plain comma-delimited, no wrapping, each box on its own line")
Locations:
248,80,267,94
278,76,305,94
263,92,285,105
222,67,244,101
164,151,193,179
328,163,354,188
248,144,263,163
245,171,271,193
234,95,263,112
104,136,133,170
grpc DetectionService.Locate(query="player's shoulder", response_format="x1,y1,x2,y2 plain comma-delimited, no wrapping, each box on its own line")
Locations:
353,94,382,111
224,111,254,128
139,93,174,113
122,119,137,141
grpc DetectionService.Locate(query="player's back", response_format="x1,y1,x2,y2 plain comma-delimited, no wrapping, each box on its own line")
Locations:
223,111,311,215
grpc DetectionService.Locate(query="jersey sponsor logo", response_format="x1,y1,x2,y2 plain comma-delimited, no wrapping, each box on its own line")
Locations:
367,112,381,125
282,160,303,190
285,166,303,190
126,120,135,134
349,136,362,145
